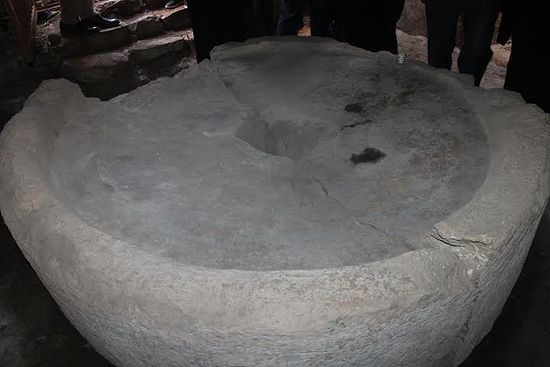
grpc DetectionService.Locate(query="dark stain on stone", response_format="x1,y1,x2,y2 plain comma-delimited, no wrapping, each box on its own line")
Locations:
350,147,386,165
344,103,364,114
341,119,372,131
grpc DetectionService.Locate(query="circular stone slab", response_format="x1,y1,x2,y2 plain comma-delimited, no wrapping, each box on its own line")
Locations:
51,37,489,272
0,38,549,367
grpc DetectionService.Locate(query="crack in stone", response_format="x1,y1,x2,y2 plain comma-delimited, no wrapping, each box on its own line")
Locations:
313,178,329,196
429,226,489,248
340,119,372,131
313,176,416,251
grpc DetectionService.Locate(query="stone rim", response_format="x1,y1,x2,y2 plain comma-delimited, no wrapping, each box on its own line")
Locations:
0,38,549,336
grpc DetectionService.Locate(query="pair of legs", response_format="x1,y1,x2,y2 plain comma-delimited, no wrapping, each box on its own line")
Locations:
188,0,272,62
331,0,405,54
277,0,333,37
425,0,499,86
60,0,95,25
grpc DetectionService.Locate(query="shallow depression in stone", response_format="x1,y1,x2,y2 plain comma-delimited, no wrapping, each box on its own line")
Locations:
49,42,490,271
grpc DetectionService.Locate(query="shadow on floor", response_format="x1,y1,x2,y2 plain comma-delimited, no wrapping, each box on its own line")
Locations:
0,207,548,366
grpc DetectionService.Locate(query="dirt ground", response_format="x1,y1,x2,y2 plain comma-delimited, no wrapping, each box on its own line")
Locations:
1,29,549,366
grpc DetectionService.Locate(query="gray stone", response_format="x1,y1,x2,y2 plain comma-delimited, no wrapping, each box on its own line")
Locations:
96,0,146,18
62,25,133,58
131,15,164,40
0,38,548,367
61,52,137,99
161,6,191,31
48,32,62,48
128,30,192,61
62,52,130,81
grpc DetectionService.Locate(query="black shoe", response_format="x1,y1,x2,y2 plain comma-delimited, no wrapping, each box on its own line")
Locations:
165,0,185,9
38,10,57,23
82,13,121,30
60,21,100,37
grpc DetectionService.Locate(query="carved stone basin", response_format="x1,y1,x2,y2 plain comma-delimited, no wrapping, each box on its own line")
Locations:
0,38,548,367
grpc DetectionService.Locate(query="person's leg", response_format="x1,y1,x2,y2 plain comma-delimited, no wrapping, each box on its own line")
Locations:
373,0,405,54
425,0,461,70
220,0,253,42
60,0,94,25
332,1,375,51
187,0,217,62
505,22,550,112
459,0,499,86
250,0,278,37
188,0,255,62
332,0,404,53
309,0,333,37
277,0,307,36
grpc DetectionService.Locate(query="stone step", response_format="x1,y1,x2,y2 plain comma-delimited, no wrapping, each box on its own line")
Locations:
96,0,188,19
126,4,192,39
61,30,195,100
96,0,147,18
60,4,191,58
95,0,193,23
62,25,134,58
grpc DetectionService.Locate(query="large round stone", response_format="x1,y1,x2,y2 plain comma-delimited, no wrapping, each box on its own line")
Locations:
0,38,548,367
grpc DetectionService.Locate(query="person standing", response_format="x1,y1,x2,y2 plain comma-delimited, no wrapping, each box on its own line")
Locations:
276,0,333,37
498,0,550,112
187,0,274,62
423,0,500,86
59,0,120,36
331,0,406,54
186,0,252,62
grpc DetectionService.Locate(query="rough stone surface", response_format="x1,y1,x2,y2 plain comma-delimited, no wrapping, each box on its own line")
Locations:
61,52,137,99
398,0,427,36
62,25,133,58
61,30,194,100
161,6,191,31
131,15,164,40
96,0,147,18
128,31,191,61
0,38,548,367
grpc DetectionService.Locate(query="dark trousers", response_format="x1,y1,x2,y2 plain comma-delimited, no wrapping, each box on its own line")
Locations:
425,0,499,86
276,0,333,37
332,0,405,54
187,0,274,62
505,19,550,112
